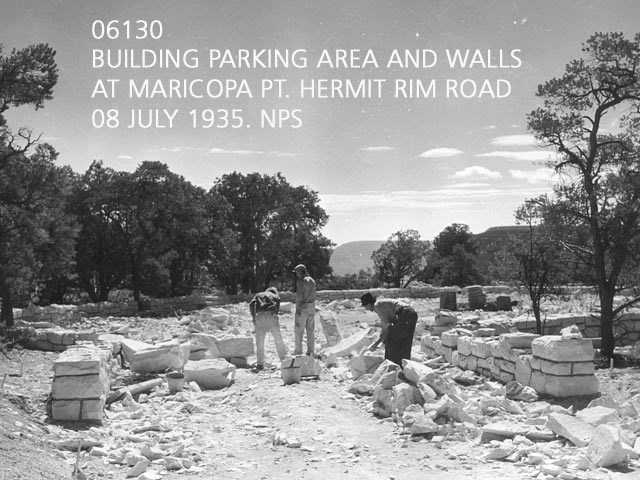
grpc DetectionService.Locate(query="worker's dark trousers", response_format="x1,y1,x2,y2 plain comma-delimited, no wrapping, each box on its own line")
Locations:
384,306,418,366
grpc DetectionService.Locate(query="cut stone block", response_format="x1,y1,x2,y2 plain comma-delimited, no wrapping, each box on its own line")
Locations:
514,355,533,385
434,311,458,326
324,328,376,358
51,399,81,421
52,373,110,399
349,355,384,380
531,336,595,363
440,330,460,348
183,358,236,390
476,328,496,337
401,359,433,384
498,332,539,354
457,336,473,356
97,333,124,355
317,310,342,347
129,340,186,374
214,337,254,358
546,413,595,447
587,424,628,467
299,356,322,378
576,406,618,426
81,397,106,422
496,358,516,374
121,338,154,364
190,333,222,357
498,371,515,384
470,338,496,359
545,374,599,397
53,347,109,376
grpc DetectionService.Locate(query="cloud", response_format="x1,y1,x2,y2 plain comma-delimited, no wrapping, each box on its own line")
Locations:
117,155,133,160
208,147,265,155
361,146,395,152
510,168,554,184
147,146,207,153
319,184,551,215
419,147,463,158
477,150,556,161
147,145,291,157
490,134,536,147
450,166,502,180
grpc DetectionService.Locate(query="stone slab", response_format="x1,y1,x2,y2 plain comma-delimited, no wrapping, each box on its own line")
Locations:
53,347,108,376
546,413,595,447
531,336,595,362
183,358,236,390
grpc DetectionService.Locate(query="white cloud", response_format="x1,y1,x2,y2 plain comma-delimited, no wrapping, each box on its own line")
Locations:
445,182,492,189
419,147,463,158
361,146,395,152
319,184,551,215
450,166,502,180
477,150,555,161
510,168,554,184
117,155,133,160
208,148,264,155
490,134,536,147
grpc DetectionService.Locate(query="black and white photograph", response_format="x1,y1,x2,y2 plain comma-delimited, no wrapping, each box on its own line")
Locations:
1,1,640,478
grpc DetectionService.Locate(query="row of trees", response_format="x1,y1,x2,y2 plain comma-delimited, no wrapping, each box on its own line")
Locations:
0,44,333,326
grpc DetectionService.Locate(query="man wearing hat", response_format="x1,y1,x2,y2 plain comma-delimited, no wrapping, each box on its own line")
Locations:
292,264,317,356
360,292,417,365
249,286,287,371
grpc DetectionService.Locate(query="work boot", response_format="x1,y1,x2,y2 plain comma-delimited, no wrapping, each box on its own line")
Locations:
251,364,264,373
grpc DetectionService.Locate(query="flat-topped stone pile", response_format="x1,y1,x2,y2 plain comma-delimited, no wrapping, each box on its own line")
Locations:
421,327,599,397
50,345,112,423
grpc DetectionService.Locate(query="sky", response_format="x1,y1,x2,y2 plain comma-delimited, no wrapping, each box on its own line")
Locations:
1,0,639,246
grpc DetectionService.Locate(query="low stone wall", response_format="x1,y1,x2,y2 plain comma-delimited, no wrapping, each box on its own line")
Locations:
209,285,516,305
421,330,599,397
12,294,208,323
6,327,101,352
510,312,640,347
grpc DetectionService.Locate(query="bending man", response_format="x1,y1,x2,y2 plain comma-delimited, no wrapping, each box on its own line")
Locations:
249,287,287,371
361,292,418,365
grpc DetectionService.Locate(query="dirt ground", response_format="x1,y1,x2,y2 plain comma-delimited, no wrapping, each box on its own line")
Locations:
1,296,639,480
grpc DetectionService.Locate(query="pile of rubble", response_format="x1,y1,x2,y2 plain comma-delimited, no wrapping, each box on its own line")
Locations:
341,348,640,478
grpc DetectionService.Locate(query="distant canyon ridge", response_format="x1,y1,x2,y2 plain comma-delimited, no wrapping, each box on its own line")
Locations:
328,226,526,276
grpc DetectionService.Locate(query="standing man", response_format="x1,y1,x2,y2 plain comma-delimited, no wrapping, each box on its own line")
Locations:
293,264,317,356
249,287,287,371
361,292,418,365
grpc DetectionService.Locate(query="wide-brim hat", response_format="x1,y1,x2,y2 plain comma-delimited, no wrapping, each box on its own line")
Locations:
360,292,375,307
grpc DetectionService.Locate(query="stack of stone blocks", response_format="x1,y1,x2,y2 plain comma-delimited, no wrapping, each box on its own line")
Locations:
50,345,111,423
421,328,599,397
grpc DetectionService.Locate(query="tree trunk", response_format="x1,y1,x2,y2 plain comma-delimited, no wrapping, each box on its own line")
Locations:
131,260,143,310
0,277,14,327
599,287,615,359
531,297,542,335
